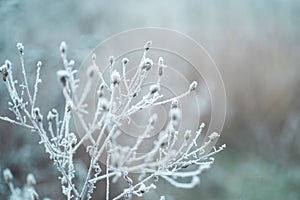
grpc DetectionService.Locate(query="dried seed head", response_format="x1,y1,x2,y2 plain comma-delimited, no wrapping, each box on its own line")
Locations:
109,56,114,66
0,64,8,81
51,109,58,115
33,107,42,122
200,122,205,129
8,102,13,107
132,92,138,98
34,107,40,115
87,66,95,77
16,42,24,54
66,101,73,112
97,90,104,98
60,41,67,55
99,98,109,111
208,132,220,141
171,99,179,109
3,168,13,183
99,83,105,90
0,64,7,72
69,60,75,67
26,173,36,186
158,57,165,77
170,106,181,123
47,109,58,121
138,183,146,193
37,61,42,68
158,57,163,66
184,130,192,140
158,67,163,77
141,58,153,71
61,176,67,186
111,70,121,86
56,70,69,87
47,111,53,121
5,60,12,70
92,53,96,61
149,113,158,126
122,57,129,65
150,84,160,94
144,40,152,51
189,81,198,91
68,132,77,147
97,83,106,98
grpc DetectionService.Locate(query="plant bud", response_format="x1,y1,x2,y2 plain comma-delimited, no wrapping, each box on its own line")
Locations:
60,41,67,55
37,61,42,68
16,42,24,54
56,70,69,87
110,70,121,86
109,56,114,66
122,57,129,65
144,40,152,51
208,132,220,141
150,84,160,94
5,60,12,70
3,168,13,183
141,58,153,71
26,173,36,186
171,99,178,109
170,106,181,123
149,113,158,126
184,130,192,140
189,81,198,91
33,107,42,122
0,64,8,81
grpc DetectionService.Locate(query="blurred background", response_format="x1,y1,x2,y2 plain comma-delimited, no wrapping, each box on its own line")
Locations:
0,0,300,199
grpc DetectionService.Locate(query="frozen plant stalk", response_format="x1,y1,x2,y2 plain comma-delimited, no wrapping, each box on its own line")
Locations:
0,41,225,200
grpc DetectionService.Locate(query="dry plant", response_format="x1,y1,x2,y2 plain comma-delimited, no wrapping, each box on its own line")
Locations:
0,41,225,200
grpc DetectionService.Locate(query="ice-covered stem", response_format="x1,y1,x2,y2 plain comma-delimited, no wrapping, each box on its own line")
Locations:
110,70,121,113
117,41,153,118
153,81,198,106
0,40,225,200
77,59,97,107
0,60,25,124
32,61,42,115
0,42,80,198
31,108,79,197
78,121,116,199
122,57,130,93
17,43,33,112
112,173,156,200
162,175,200,189
60,41,68,69
0,115,34,129
119,114,157,168
128,40,151,90
106,142,111,200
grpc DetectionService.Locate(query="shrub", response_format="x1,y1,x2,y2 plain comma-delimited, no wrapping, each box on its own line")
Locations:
0,41,225,200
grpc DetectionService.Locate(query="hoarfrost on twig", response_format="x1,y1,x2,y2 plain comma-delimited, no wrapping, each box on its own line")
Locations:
0,40,225,200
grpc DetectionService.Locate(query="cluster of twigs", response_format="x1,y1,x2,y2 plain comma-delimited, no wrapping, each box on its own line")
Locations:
0,41,225,200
